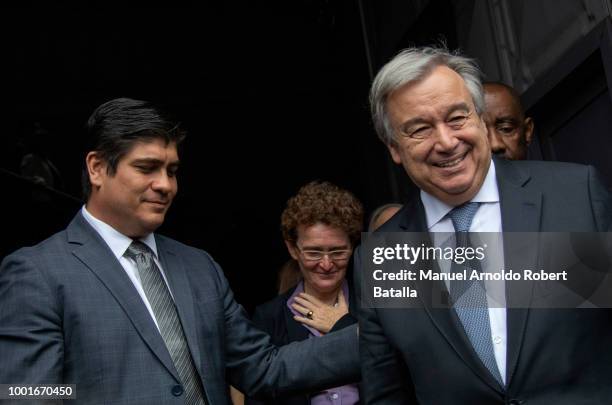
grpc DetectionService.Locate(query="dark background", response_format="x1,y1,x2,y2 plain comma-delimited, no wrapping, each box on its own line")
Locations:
1,2,611,312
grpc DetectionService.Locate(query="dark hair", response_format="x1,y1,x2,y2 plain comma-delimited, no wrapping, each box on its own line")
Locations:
281,181,364,246
368,203,402,231
81,98,186,199
483,81,526,116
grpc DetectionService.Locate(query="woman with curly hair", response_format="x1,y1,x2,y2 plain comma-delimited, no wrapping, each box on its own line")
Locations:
246,180,363,405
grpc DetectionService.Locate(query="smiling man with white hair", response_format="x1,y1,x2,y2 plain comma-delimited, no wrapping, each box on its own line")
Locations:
358,46,612,404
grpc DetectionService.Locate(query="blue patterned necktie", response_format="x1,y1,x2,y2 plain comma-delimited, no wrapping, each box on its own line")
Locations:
124,241,207,405
448,202,504,387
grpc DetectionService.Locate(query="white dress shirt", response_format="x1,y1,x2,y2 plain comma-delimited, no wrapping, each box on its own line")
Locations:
81,205,173,332
420,160,507,384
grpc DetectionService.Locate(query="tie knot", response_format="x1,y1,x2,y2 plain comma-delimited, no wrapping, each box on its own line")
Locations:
448,202,480,232
124,240,153,260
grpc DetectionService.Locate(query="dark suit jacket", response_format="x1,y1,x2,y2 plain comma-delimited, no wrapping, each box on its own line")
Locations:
358,158,612,404
0,212,359,405
246,283,360,405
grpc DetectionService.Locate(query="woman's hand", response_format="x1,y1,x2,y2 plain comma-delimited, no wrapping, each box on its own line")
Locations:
291,289,349,334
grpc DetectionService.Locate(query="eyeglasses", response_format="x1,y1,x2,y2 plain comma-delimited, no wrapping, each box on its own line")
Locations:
296,246,352,262
398,109,474,140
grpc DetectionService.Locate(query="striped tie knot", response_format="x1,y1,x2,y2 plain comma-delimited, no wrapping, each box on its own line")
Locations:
124,240,153,260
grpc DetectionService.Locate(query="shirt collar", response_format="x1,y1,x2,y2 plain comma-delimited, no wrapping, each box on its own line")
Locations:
81,205,158,260
420,159,500,229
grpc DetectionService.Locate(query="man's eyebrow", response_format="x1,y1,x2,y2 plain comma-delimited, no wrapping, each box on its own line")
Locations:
444,102,471,115
494,117,519,125
132,157,163,164
131,158,180,166
399,117,429,131
399,102,472,130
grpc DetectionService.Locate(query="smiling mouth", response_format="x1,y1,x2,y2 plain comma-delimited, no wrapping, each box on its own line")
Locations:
313,271,340,275
146,201,169,207
433,152,468,168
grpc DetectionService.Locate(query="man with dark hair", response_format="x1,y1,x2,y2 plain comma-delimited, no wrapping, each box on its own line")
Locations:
80,98,186,199
0,98,358,404
360,46,612,404
483,82,534,160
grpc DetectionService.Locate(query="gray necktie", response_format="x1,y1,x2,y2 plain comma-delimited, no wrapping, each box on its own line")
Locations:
448,203,504,387
125,241,206,405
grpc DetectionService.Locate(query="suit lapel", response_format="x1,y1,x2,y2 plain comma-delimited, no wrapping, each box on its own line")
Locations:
495,158,542,234
67,213,180,382
495,158,541,388
397,197,428,232
156,237,205,378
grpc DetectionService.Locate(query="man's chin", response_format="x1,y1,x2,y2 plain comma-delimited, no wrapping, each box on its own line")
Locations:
139,215,166,234
427,180,479,205
441,182,473,196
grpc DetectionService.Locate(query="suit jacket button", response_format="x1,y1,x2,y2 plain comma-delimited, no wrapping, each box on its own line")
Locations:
171,384,184,396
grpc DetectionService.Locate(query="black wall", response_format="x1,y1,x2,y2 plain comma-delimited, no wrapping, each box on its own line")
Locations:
0,4,376,311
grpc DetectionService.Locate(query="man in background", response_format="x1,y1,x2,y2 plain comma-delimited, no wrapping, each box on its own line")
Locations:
483,82,534,160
